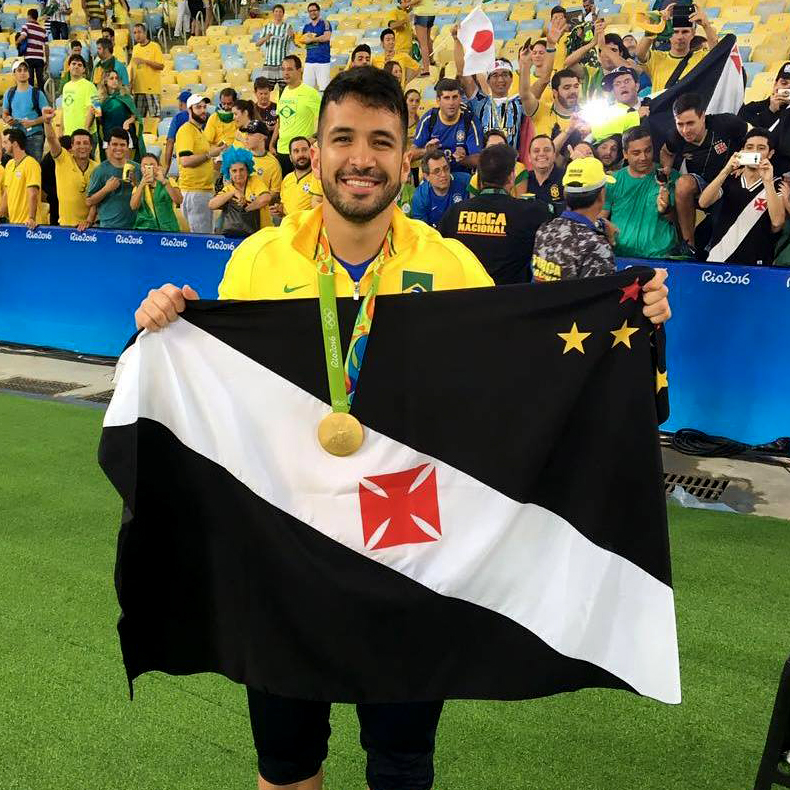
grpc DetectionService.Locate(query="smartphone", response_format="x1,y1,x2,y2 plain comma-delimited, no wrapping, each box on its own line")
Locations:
122,162,135,183
672,3,695,28
143,163,154,178
656,170,669,185
737,152,761,167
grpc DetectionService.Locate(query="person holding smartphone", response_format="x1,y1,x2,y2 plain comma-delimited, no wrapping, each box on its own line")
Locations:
131,153,183,232
699,128,786,265
739,62,790,131
85,127,141,228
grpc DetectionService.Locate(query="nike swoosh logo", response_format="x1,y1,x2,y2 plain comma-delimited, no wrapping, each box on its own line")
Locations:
283,284,309,293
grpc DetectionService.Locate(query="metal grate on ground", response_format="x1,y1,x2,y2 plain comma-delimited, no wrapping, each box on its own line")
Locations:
664,473,731,501
0,377,82,396
81,390,115,404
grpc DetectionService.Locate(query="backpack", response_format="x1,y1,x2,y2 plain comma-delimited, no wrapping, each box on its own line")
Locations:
15,32,28,56
8,85,41,117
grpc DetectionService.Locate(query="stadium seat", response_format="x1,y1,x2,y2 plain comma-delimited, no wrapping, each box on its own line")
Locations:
157,117,172,137
494,21,518,39
518,18,545,31
176,69,201,86
755,1,785,20
739,45,752,61
510,5,536,20
722,21,754,32
225,68,250,82
743,61,766,85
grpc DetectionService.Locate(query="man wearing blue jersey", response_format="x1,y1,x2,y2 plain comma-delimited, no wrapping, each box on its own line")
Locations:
411,149,471,226
410,78,482,174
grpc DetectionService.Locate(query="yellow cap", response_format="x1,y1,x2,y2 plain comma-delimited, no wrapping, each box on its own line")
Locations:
562,157,616,193
633,10,666,34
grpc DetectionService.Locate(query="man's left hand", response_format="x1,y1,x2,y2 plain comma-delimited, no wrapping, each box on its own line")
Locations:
453,146,466,162
758,158,774,183
25,218,37,230
642,268,671,325
76,220,92,231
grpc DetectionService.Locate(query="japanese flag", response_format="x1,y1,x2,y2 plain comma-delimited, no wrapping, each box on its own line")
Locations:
458,6,495,76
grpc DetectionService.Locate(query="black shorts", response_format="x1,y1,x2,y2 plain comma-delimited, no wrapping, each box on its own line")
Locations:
246,688,444,790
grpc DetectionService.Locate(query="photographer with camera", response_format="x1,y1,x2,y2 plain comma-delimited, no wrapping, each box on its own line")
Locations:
130,153,183,232
739,62,790,131
635,2,717,92
698,128,786,265
600,124,679,259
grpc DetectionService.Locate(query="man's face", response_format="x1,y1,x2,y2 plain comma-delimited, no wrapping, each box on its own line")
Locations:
69,59,85,78
229,162,248,186
438,89,461,119
1,133,11,155
133,26,145,43
743,135,772,165
550,11,566,30
406,92,420,116
530,43,546,69
282,58,299,83
382,32,395,52
598,41,621,70
596,138,618,165
426,157,451,191
485,135,507,148
622,34,637,56
582,0,594,14
670,26,693,55
313,96,408,223
219,94,235,111
530,138,555,169
352,50,371,66
97,44,109,60
553,77,580,110
255,86,271,105
674,108,706,142
190,101,209,123
273,7,284,22
625,135,653,174
71,133,93,160
14,64,29,84
773,77,790,104
290,139,311,170
488,68,512,98
107,136,129,163
612,74,638,105
308,4,319,19
570,142,594,159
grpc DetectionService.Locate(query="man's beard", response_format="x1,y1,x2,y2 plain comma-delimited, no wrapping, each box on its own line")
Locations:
322,167,401,224
557,96,578,111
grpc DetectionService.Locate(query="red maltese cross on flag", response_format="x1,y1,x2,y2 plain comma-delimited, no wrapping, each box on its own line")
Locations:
358,464,442,550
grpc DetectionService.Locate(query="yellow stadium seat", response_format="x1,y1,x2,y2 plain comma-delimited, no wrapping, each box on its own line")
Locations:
170,45,191,57
243,18,266,31
160,70,177,85
246,52,264,67
332,34,358,53
225,68,250,83
201,69,225,84
176,70,201,86
236,85,254,99
206,25,229,38
443,61,457,78
337,17,362,30
763,12,790,29
187,36,212,50
143,116,161,135
510,5,536,21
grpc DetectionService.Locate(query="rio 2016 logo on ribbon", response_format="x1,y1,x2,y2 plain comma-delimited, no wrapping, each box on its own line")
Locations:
701,270,750,286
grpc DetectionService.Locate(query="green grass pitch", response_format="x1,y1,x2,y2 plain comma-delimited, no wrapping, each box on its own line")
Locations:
1,392,788,789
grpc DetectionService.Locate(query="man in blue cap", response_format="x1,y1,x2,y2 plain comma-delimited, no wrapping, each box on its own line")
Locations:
162,90,192,174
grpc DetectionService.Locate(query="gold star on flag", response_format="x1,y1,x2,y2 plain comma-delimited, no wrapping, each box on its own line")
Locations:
610,320,640,349
557,322,591,354
656,369,668,394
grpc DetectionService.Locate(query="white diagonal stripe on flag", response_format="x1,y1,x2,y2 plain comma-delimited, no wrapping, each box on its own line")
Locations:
105,319,681,704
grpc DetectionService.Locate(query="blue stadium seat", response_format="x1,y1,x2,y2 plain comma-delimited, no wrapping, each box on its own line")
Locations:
0,12,15,28
493,21,518,39
175,57,199,70
518,18,545,31
186,83,207,93
755,2,784,20
434,13,457,26
739,45,751,61
146,144,162,158
157,118,172,136
743,62,765,85
598,3,621,12
222,18,243,25
704,6,720,17
220,44,239,58
128,0,143,7
722,21,753,33
486,11,509,23
223,57,246,69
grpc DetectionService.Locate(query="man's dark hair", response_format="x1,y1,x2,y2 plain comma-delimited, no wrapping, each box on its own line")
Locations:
134,23,149,37
483,128,508,146
318,66,408,148
478,144,517,189
603,32,628,59
289,135,311,152
27,8,38,20
253,76,273,91
689,34,707,51
283,54,302,69
551,68,579,91
69,39,82,49
550,5,567,16
351,44,371,60
5,127,27,149
68,54,86,66
59,134,72,151
273,3,285,10
108,127,129,143
70,128,92,144
96,37,113,52
220,87,238,101
435,77,461,96
566,187,603,210
102,26,115,38
529,133,555,150
673,92,705,117
380,27,395,41
307,2,320,9
622,124,652,152
422,148,448,173
744,127,774,148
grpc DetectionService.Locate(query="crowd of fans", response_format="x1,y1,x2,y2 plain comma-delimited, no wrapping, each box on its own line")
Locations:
1,0,790,272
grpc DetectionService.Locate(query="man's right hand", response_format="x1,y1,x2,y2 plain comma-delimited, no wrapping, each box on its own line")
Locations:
42,106,56,123
209,142,227,157
135,284,200,331
105,176,121,192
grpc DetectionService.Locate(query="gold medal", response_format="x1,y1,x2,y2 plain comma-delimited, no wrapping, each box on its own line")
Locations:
317,412,364,456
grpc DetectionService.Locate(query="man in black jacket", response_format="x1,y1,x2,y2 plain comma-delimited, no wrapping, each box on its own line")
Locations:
438,144,552,284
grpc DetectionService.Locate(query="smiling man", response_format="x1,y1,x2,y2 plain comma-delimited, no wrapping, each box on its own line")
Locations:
132,66,672,790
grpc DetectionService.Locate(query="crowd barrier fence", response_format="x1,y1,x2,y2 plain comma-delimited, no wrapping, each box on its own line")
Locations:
0,227,787,445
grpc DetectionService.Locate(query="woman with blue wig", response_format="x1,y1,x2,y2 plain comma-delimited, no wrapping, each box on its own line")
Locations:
208,146,273,238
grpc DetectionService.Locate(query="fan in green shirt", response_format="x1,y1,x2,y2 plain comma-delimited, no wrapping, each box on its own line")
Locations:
601,126,679,259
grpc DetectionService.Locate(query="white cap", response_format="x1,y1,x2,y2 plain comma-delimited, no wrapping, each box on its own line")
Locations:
11,59,27,72
186,94,209,109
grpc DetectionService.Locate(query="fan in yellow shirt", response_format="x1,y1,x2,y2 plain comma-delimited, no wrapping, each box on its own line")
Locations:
388,1,414,55
205,89,240,148
130,24,165,103
0,129,42,227
242,120,283,227
372,29,420,85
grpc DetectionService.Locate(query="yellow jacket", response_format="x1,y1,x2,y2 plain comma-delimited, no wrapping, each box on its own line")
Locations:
218,205,494,299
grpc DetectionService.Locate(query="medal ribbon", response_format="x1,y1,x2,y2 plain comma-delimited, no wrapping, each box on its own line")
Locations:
316,224,393,412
